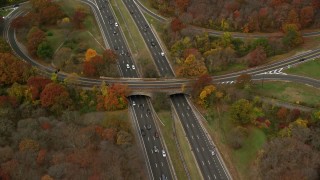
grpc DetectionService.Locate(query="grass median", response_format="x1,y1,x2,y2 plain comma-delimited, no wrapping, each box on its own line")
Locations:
157,111,188,179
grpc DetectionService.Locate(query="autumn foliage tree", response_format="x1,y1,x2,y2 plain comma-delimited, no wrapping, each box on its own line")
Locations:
85,48,97,62
83,55,105,77
282,24,304,49
230,99,254,125
191,74,212,98
27,76,52,100
246,46,267,67
0,53,33,85
73,7,87,29
236,73,252,89
177,54,208,77
171,17,185,32
300,6,314,28
97,83,129,111
40,83,72,112
27,27,46,57
39,3,64,25
175,0,190,12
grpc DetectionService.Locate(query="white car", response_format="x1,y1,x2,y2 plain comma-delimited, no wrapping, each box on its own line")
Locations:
126,64,130,69
132,101,136,106
160,52,165,56
211,150,215,156
132,65,135,70
162,150,166,157
154,146,159,153
115,22,118,27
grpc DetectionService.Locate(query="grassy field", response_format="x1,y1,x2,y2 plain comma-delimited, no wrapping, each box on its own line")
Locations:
254,81,320,107
284,58,320,79
203,108,266,180
157,111,188,179
232,128,266,176
213,63,247,76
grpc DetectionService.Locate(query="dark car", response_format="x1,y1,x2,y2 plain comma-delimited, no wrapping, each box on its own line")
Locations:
114,46,119,50
145,24,149,28
154,131,159,138
141,129,146,136
130,10,134,14
299,58,306,62
146,124,151,130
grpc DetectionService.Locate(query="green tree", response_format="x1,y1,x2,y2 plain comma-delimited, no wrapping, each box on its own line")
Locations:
230,99,254,125
37,41,53,59
7,83,27,103
282,24,304,49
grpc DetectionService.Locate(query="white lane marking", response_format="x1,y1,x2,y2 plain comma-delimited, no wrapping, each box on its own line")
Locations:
187,113,190,117
182,113,184,117
192,124,194,128
182,103,185,106
191,135,194,139
197,135,200,139
187,124,189,128
161,162,163,166
214,174,217,179
148,137,150,141
155,163,157,168
208,160,210,165
202,161,205,165
196,148,199,152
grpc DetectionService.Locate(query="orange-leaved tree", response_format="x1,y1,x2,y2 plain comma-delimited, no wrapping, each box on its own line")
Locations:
40,83,72,112
85,48,97,62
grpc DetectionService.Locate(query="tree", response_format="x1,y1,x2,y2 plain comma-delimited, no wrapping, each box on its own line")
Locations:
83,61,97,77
27,76,52,100
286,9,300,29
0,118,14,146
97,83,129,111
73,7,87,29
40,83,72,112
282,24,304,48
230,99,254,125
191,74,212,98
258,137,320,180
277,107,288,122
0,53,33,85
0,38,11,53
175,0,190,12
177,54,208,77
300,6,314,28
39,3,64,25
27,27,46,56
102,49,118,64
19,138,40,152
171,17,185,32
7,83,27,103
246,46,267,67
235,73,252,89
85,48,97,62
37,41,53,59
11,16,29,29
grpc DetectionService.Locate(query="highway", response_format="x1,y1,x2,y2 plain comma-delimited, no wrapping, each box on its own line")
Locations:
93,0,174,179
4,2,320,180
123,0,231,179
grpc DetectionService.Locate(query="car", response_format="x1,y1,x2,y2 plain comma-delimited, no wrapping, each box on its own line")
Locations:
114,46,119,50
145,24,149,28
13,4,19,8
132,101,136,106
154,131,159,138
140,129,146,136
161,174,167,180
126,64,130,69
151,41,156,46
115,22,118,27
154,146,159,153
132,65,135,70
143,28,147,32
120,50,125,55
130,10,134,14
160,52,165,56
162,150,166,157
113,30,117,34
146,124,151,130
299,58,306,62
147,108,151,114
109,20,113,25
211,150,215,156
126,52,130,57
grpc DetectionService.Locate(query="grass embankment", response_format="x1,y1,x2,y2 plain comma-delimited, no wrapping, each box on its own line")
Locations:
204,109,266,179
157,111,201,179
285,58,320,79
254,81,320,107
0,8,13,17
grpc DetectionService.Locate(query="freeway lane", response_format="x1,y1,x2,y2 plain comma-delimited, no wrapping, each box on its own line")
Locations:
93,0,174,179
123,0,175,77
123,0,231,179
